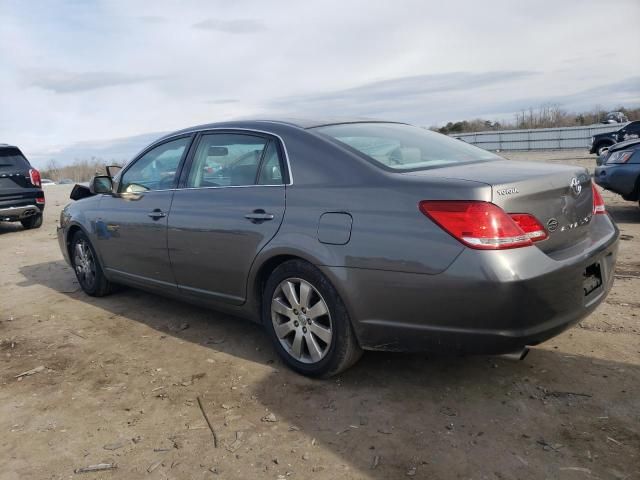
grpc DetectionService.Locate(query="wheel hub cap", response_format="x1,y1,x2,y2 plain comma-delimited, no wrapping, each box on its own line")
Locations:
271,278,332,364
74,240,96,289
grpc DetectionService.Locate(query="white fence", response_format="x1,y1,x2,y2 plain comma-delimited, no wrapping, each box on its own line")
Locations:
453,123,624,151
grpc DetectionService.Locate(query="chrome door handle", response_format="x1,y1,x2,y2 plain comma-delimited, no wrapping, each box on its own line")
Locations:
148,209,166,220
245,210,274,223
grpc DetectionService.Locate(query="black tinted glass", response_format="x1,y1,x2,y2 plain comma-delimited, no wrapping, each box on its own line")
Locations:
0,148,30,171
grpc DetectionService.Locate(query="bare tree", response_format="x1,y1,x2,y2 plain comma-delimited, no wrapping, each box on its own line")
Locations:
40,158,124,183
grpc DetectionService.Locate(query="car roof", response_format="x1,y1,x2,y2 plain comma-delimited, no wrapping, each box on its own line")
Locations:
254,117,403,129
157,117,406,141
0,143,19,149
609,138,640,152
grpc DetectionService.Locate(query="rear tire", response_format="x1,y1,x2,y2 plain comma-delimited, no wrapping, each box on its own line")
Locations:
20,213,42,229
263,259,362,378
71,230,113,297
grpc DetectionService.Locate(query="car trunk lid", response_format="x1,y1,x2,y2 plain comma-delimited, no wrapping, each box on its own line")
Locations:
404,159,594,253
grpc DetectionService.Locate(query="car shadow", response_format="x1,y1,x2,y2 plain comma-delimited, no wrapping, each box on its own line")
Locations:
0,222,25,235
607,203,640,225
17,259,640,479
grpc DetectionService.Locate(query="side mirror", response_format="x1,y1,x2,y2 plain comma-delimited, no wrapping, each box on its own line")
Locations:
90,175,113,194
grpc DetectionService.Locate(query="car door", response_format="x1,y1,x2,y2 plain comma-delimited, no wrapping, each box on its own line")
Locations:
97,135,193,291
168,131,287,305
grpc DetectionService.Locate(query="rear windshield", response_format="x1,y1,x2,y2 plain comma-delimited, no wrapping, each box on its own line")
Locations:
313,123,500,171
0,148,30,171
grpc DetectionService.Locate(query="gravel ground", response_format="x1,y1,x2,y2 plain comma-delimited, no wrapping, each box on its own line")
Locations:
1,150,639,480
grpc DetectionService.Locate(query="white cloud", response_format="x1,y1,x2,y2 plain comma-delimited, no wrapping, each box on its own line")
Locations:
22,69,159,93
192,18,267,34
0,0,638,167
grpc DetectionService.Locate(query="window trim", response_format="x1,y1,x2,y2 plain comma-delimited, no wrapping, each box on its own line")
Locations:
112,128,293,194
177,128,291,190
114,134,195,194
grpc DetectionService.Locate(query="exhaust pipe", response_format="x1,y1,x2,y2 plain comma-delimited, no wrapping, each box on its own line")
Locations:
498,347,529,361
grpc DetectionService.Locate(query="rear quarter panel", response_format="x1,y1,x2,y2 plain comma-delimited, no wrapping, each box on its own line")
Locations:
244,124,492,321
250,124,491,278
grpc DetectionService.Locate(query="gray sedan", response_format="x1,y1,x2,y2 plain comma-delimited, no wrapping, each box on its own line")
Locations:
57,119,619,377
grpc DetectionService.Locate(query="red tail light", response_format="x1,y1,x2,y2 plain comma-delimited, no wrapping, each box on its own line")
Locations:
28,168,41,187
592,184,605,215
418,201,547,250
509,213,548,242
36,192,45,205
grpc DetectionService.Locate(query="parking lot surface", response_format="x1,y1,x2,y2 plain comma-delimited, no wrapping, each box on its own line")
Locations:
1,150,639,479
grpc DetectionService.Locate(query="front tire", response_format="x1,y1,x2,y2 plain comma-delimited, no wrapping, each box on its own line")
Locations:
71,230,113,297
20,213,42,229
263,259,362,378
596,143,613,156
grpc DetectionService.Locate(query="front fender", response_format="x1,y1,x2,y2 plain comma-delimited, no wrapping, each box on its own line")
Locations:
57,197,107,270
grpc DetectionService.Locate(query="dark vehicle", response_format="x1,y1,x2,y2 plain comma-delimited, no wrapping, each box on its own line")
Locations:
595,138,640,208
589,121,640,156
57,119,618,377
0,144,45,229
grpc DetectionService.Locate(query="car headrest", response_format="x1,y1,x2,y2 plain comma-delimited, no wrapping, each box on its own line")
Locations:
230,164,257,186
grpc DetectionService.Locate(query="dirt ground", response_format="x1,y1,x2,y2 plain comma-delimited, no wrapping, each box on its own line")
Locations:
1,150,639,480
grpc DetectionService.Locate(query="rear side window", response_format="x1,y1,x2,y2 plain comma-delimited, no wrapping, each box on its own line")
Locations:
258,141,284,185
314,123,500,171
187,133,270,188
0,148,30,172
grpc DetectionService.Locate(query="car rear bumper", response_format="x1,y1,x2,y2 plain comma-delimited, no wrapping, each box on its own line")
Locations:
0,204,42,221
322,215,619,354
594,165,639,198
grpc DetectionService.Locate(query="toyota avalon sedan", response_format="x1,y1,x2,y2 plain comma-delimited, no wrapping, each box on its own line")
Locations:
57,119,619,377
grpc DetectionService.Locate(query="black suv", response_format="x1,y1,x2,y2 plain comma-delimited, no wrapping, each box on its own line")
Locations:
0,144,45,229
589,121,640,156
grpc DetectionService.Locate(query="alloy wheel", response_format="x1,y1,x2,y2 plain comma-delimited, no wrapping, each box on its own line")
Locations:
271,278,333,364
74,240,96,290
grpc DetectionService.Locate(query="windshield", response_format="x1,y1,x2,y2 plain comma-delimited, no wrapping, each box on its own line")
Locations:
313,123,500,171
0,148,30,172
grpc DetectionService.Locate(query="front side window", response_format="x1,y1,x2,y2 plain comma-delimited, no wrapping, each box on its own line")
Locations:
187,133,276,188
314,122,500,171
119,137,190,193
625,122,640,135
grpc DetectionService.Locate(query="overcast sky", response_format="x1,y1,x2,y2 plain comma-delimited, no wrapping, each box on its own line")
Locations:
1,0,639,167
